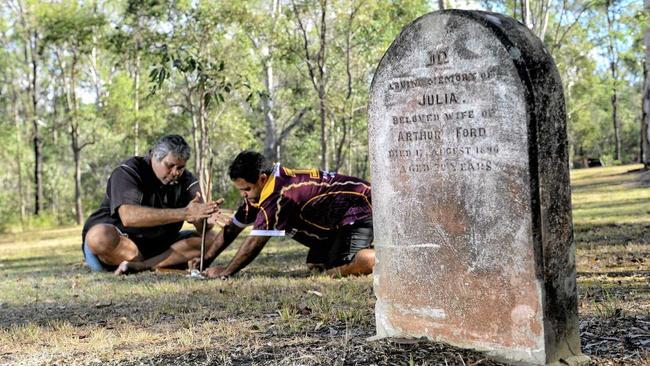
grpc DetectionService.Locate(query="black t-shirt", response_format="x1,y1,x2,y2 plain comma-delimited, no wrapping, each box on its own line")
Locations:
82,156,201,246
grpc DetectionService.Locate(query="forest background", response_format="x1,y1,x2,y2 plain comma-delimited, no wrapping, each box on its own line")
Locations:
0,0,647,231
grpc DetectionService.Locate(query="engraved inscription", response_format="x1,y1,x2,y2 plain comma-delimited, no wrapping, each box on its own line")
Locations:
418,93,459,106
456,127,486,139
392,113,439,124
388,73,479,92
444,110,474,120
384,44,505,174
426,50,449,66
398,130,442,142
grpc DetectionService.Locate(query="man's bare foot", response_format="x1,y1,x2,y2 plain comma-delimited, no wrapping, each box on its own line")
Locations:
114,261,148,275
306,263,325,272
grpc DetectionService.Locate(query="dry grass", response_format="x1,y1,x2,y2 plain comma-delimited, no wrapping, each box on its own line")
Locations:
0,165,648,365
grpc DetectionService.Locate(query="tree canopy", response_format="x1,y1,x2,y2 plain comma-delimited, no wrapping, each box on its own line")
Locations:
0,0,645,230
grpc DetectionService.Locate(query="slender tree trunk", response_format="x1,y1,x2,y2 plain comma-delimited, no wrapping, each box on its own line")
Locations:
262,58,278,162
198,86,211,200
31,39,43,216
17,0,42,216
185,78,200,175
605,1,621,161
438,0,444,10
521,0,533,28
134,39,141,156
73,141,83,224
291,0,329,170
12,85,26,226
261,0,280,162
318,0,328,170
70,56,84,225
641,0,650,169
611,86,621,161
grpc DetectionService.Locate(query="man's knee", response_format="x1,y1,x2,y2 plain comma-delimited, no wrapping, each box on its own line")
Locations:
328,248,375,277
353,248,375,273
86,224,121,254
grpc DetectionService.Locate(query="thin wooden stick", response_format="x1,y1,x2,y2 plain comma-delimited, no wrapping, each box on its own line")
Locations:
199,157,214,272
200,217,207,272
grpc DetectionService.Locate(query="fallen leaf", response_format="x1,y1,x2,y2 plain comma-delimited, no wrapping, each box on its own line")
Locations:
95,301,112,308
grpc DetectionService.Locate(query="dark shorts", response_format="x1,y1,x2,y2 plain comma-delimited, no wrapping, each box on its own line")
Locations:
306,218,374,269
82,228,197,272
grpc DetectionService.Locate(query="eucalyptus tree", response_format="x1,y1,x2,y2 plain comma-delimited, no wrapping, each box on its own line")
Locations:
218,1,309,164
7,0,44,216
38,0,106,224
149,1,242,200
0,15,27,225
288,0,430,172
604,0,623,161
110,0,169,155
642,0,649,168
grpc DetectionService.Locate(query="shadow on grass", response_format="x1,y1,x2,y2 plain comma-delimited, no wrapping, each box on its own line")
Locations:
110,333,510,366
0,259,84,278
574,222,650,246
0,255,338,331
0,227,81,245
571,168,644,190
578,270,650,279
574,197,650,211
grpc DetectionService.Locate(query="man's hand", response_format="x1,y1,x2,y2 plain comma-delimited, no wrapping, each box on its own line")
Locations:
187,256,213,271
203,266,229,279
188,257,200,270
185,193,221,223
208,207,232,227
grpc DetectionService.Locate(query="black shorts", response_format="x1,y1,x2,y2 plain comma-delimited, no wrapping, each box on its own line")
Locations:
82,229,197,272
306,218,374,269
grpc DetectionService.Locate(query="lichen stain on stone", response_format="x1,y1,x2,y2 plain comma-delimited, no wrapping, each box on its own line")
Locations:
376,245,543,349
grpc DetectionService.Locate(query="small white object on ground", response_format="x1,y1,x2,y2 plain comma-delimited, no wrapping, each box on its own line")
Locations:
188,269,205,279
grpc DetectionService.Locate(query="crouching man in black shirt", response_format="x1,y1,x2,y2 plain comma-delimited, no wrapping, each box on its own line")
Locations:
82,135,223,274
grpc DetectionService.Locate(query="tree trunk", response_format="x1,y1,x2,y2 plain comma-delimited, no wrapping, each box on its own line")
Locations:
134,39,141,156
438,0,444,10
185,79,200,175
318,0,328,170
70,56,84,225
12,82,26,226
521,0,533,28
605,0,621,162
319,88,328,170
73,141,83,225
31,42,43,216
262,58,278,162
197,83,211,200
291,0,329,170
641,0,650,169
17,0,43,216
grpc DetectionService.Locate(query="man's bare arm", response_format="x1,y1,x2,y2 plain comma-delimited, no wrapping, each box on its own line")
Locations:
118,193,220,227
202,223,245,266
204,235,270,278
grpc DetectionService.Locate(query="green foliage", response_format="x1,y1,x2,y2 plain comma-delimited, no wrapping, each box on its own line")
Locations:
0,0,645,228
37,0,106,52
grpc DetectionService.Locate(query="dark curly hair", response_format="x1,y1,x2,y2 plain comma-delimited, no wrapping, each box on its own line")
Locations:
228,151,274,183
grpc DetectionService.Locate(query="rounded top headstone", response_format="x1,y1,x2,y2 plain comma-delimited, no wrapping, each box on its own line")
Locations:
368,10,584,366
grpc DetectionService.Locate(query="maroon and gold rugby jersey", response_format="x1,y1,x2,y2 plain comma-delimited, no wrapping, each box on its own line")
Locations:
231,164,372,247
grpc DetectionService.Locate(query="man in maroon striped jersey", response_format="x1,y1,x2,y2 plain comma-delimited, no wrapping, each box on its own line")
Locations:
200,151,375,278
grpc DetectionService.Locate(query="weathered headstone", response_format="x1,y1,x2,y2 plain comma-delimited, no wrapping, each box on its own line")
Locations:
368,10,589,366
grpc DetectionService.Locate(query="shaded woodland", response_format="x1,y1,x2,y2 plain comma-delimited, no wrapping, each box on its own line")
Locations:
0,0,647,229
